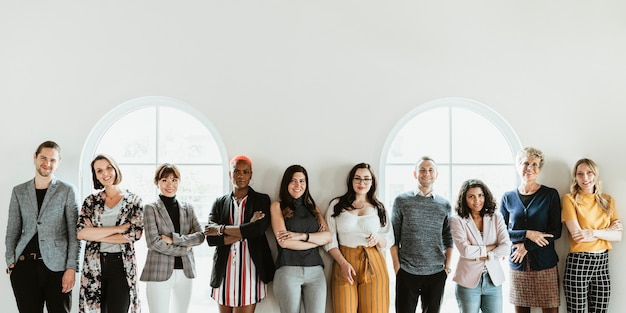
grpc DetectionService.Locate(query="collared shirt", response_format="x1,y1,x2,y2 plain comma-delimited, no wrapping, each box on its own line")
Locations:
414,188,435,198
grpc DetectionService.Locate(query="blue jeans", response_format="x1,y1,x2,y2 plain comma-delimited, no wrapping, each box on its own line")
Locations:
273,265,326,313
455,271,502,313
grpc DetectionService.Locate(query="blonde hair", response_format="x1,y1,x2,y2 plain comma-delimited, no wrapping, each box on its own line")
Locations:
570,158,610,213
516,147,545,169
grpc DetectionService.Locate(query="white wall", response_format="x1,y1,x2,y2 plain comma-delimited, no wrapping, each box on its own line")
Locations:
1,1,625,312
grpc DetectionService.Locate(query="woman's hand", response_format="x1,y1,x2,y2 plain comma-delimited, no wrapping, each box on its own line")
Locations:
570,229,594,243
117,223,130,234
339,260,357,285
250,211,265,223
511,243,527,263
160,234,174,244
366,233,380,247
275,230,303,242
526,230,553,247
610,220,623,231
318,223,326,232
204,224,221,237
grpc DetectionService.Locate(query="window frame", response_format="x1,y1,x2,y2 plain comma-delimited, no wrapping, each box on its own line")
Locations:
379,97,523,205
78,96,229,198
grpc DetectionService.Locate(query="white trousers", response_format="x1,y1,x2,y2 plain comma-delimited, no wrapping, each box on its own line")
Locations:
145,269,193,313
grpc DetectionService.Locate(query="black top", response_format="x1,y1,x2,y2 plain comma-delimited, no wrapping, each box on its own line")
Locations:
275,197,324,268
160,194,183,269
518,191,534,207
23,188,47,255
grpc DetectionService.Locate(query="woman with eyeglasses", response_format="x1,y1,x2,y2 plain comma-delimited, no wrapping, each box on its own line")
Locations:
562,158,622,313
270,164,331,313
324,163,394,313
499,147,562,313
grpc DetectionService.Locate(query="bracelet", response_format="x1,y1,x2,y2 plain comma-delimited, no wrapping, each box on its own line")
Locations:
305,232,310,242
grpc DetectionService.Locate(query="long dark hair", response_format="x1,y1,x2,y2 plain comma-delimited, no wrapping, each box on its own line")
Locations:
278,165,319,222
455,179,497,218
331,163,386,226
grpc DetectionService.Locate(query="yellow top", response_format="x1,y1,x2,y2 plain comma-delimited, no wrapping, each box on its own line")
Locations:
562,193,620,252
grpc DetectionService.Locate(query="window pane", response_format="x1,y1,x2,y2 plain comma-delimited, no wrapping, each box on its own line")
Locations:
386,107,450,164
97,107,157,163
451,108,514,164
450,164,517,205
383,164,416,208
158,107,222,164
382,164,450,207
118,164,158,203
176,164,224,221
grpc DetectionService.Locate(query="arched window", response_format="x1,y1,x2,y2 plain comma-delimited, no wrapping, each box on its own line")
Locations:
380,97,522,311
79,96,227,312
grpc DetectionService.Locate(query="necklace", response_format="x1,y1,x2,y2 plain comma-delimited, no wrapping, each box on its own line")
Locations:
349,204,364,210
105,189,122,200
350,200,367,210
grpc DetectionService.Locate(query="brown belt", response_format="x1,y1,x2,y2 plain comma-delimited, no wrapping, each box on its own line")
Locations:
18,252,41,261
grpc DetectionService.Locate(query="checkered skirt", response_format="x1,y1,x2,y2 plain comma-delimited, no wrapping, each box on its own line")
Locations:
510,265,560,308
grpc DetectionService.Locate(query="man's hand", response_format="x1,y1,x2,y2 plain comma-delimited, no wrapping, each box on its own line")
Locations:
6,263,15,275
61,269,76,293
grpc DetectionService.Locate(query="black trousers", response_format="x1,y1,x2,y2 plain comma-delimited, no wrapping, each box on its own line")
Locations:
100,252,131,313
10,258,71,313
395,268,448,313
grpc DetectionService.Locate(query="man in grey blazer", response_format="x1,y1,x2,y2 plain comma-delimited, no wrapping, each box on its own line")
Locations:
5,141,80,313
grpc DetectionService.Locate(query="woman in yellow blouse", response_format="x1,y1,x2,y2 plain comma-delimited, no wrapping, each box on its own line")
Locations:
562,158,622,313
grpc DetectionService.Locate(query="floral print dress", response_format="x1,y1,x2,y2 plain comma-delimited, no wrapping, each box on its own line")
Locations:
77,190,144,313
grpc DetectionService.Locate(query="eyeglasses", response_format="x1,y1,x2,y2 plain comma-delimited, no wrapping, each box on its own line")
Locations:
520,162,540,169
353,177,373,185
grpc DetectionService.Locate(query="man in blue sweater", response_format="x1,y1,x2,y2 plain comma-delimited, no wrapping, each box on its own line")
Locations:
390,156,453,313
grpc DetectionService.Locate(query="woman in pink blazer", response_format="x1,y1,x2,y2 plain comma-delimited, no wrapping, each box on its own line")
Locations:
450,179,511,313
140,163,205,313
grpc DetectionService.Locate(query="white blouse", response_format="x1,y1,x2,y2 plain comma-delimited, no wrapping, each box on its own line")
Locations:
324,199,394,251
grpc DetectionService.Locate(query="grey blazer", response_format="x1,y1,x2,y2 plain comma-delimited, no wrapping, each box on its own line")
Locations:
5,176,80,272
140,198,205,281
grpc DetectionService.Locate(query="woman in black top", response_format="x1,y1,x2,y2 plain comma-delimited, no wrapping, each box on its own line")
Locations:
270,165,331,313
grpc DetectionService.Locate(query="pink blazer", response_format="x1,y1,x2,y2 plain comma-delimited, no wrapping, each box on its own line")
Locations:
450,212,511,288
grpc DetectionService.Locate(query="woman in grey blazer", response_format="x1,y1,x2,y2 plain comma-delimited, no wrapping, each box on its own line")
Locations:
140,163,205,313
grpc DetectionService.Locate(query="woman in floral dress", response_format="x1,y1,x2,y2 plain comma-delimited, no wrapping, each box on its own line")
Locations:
77,154,143,313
